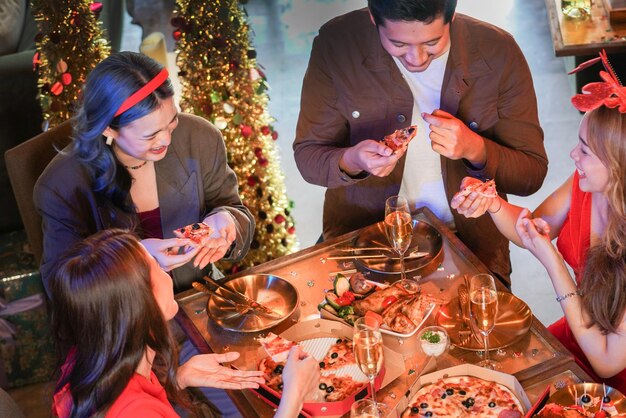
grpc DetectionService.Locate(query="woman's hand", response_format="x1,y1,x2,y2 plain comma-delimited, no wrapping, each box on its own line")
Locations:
141,238,199,271
177,351,264,390
275,346,320,418
515,208,557,268
193,212,238,268
450,177,493,218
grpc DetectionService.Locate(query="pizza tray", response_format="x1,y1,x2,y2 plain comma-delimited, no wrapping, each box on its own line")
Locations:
207,274,298,332
435,291,532,351
352,219,443,277
545,383,626,415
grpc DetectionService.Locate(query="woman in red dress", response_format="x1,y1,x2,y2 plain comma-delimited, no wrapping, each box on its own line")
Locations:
50,229,319,417
451,69,626,392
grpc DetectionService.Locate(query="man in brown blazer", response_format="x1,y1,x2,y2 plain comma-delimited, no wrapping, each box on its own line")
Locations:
293,0,548,285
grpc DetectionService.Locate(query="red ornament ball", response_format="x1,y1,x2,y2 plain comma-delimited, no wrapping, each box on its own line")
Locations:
261,125,271,135
274,214,286,224
254,147,263,157
173,30,182,41
90,2,103,13
241,125,253,138
247,175,257,187
258,157,268,167
61,72,72,86
50,82,63,96
288,226,296,234
271,131,279,140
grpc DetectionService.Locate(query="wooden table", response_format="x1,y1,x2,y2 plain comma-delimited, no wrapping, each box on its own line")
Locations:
175,208,591,417
544,0,626,92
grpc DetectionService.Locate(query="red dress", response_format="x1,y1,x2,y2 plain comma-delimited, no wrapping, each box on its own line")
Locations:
552,171,626,393
52,352,179,418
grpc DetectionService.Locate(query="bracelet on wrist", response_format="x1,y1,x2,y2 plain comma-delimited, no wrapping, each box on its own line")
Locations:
556,289,581,302
487,198,502,214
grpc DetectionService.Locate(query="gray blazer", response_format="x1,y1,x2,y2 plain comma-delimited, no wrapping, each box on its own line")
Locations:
34,113,254,295
293,10,548,283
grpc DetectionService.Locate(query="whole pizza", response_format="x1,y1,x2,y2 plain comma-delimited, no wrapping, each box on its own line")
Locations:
401,376,524,418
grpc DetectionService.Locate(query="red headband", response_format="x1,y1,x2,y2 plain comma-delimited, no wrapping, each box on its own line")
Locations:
569,50,626,113
114,68,169,117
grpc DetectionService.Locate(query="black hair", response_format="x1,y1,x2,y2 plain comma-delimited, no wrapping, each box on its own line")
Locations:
368,0,457,26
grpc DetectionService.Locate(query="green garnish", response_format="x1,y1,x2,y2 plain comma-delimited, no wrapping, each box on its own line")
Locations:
421,330,441,344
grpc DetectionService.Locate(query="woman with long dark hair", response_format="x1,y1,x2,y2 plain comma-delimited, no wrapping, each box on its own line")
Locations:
452,60,626,391
34,51,254,296
50,229,319,417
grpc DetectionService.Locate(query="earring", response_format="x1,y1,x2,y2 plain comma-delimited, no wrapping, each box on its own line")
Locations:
105,136,113,146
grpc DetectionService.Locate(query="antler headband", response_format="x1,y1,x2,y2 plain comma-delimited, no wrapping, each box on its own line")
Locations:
568,50,626,113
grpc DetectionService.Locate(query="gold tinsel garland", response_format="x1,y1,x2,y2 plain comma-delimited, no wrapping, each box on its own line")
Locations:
174,0,298,272
31,0,110,129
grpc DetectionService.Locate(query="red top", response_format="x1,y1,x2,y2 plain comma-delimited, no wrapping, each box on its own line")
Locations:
556,171,591,284
550,171,626,393
52,368,178,418
138,207,164,239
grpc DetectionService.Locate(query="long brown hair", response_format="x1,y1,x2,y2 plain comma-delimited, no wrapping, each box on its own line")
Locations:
580,106,626,334
50,229,190,417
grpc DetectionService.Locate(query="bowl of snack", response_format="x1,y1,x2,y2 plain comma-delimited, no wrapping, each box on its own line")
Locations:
418,325,449,357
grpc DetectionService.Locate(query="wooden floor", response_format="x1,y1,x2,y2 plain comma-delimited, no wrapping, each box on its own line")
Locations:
10,0,582,416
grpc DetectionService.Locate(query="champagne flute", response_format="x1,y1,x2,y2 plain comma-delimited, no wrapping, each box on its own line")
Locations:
351,398,386,418
353,317,385,413
469,274,499,369
384,195,413,281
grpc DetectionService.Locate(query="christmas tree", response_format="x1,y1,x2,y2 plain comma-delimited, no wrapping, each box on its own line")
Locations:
174,0,298,272
31,0,110,129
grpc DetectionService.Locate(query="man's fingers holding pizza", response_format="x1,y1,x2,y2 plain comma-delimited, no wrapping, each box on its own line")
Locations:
141,238,199,271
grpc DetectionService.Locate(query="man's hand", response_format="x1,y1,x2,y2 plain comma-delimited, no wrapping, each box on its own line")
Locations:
422,109,487,167
339,139,404,177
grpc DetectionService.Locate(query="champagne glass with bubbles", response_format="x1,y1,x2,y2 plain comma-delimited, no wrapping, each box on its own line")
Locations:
384,195,413,281
469,274,499,369
353,317,385,414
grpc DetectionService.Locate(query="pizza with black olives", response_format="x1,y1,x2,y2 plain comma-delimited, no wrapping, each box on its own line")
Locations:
401,375,524,418
319,338,355,371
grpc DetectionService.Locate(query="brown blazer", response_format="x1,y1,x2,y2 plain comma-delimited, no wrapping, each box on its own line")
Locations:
34,113,254,294
293,10,548,283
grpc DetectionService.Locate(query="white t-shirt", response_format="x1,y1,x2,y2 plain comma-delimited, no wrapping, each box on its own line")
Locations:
394,45,455,227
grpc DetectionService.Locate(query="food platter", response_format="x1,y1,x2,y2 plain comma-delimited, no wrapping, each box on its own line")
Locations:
541,383,626,416
352,219,443,276
436,291,532,351
207,274,298,332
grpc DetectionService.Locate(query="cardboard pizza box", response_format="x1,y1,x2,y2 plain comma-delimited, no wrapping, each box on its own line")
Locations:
252,318,405,417
524,384,551,418
398,363,532,416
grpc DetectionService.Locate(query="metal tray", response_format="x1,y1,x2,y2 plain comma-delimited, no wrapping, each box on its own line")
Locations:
436,291,532,351
352,219,443,277
546,383,626,414
207,274,298,332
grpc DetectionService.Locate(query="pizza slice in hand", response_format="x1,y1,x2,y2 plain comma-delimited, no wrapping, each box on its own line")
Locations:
382,125,418,152
173,222,213,245
258,332,298,362
459,179,497,198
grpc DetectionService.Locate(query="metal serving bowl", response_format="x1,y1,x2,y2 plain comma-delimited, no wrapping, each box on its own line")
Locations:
207,274,299,332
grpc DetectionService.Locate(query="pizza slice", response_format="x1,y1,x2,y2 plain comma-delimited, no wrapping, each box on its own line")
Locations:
258,332,298,362
382,125,418,151
319,338,356,371
459,179,498,198
173,222,213,245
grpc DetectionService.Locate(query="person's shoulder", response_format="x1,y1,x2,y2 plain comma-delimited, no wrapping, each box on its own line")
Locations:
35,144,87,192
317,8,375,46
106,373,177,418
453,13,517,46
175,113,220,138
